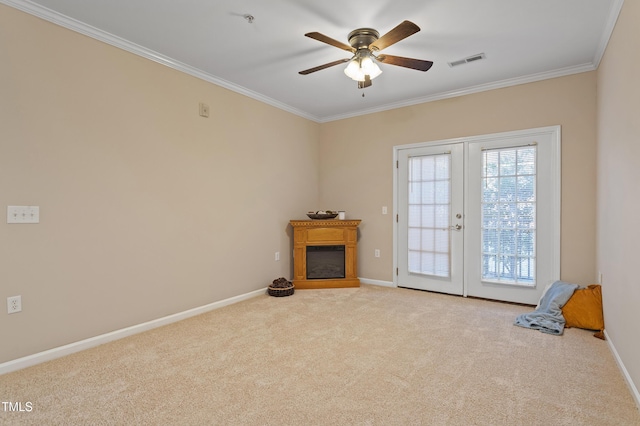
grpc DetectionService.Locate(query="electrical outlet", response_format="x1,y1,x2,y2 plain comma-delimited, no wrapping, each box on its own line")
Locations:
199,102,210,118
374,249,381,258
7,296,22,314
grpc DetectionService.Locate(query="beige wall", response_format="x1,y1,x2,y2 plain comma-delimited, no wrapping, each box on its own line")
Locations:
0,5,320,363
597,0,640,401
2,2,624,389
320,72,598,285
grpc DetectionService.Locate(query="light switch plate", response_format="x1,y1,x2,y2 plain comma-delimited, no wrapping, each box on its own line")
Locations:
7,295,22,314
7,206,40,224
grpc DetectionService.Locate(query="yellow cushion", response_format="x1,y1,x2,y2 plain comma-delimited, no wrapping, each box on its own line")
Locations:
562,284,604,332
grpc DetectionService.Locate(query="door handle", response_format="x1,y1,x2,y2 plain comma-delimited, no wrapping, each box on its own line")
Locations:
451,224,462,231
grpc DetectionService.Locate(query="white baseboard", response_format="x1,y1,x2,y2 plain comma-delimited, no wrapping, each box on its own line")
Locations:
359,277,396,288
604,330,640,410
0,287,267,376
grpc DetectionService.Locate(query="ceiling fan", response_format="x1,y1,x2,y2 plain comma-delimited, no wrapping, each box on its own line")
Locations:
299,20,433,89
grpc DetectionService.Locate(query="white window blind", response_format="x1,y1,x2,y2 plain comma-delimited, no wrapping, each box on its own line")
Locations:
408,153,451,277
481,145,536,285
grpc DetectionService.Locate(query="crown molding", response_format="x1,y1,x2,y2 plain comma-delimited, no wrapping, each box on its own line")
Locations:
593,0,625,66
320,0,624,123
2,0,623,124
319,63,596,122
0,0,320,122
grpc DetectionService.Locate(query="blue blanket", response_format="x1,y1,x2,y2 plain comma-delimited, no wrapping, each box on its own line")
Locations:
514,281,578,335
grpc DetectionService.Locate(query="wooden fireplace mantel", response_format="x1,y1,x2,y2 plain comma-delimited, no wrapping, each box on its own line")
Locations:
290,219,361,289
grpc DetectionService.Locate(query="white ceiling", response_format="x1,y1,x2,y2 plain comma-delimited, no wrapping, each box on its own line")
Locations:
4,0,623,122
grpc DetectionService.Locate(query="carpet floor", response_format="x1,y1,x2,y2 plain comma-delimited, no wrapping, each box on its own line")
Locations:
1,284,639,425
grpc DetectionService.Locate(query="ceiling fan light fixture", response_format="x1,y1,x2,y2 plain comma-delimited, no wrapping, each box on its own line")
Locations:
343,59,361,80
299,21,430,88
344,53,382,82
361,56,382,78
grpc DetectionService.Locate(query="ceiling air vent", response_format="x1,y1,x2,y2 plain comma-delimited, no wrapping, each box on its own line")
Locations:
448,53,486,67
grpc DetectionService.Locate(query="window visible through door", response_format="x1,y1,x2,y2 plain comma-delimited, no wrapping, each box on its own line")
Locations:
408,153,451,278
481,145,537,286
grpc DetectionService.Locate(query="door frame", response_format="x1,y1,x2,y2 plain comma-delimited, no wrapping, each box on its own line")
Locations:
393,125,561,301
396,143,465,295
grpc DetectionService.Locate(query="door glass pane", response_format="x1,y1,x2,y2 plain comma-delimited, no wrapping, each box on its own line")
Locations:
408,154,451,277
481,146,536,285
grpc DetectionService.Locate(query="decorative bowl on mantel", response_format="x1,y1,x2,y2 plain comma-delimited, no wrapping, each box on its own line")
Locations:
307,211,338,220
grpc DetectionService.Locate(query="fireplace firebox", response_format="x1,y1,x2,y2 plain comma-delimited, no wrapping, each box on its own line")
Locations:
306,245,345,279
290,219,361,289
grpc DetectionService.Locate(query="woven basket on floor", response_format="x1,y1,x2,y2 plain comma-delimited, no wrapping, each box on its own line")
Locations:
267,284,294,297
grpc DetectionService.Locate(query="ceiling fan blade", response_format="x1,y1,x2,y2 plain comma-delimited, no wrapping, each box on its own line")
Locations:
305,32,356,53
299,58,350,75
377,54,433,71
370,20,420,51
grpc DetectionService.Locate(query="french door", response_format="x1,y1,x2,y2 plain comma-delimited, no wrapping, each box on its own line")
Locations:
395,126,560,305
396,143,465,295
